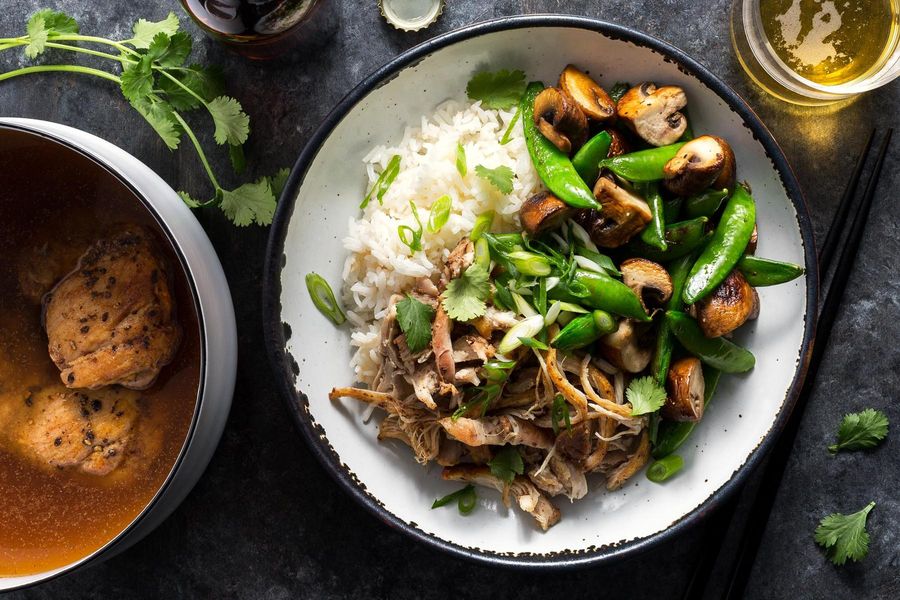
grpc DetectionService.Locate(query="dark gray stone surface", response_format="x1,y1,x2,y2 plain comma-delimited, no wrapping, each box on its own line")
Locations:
1,1,898,598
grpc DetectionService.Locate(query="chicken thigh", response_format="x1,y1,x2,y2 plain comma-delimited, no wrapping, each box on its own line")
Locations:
43,227,182,391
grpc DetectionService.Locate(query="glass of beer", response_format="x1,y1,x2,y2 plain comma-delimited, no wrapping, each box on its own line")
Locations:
731,0,900,104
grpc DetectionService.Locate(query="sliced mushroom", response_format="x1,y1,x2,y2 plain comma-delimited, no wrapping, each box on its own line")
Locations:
558,65,615,122
573,178,652,248
746,223,758,255
620,258,673,312
616,83,688,147
519,191,573,235
607,127,630,157
663,135,736,197
663,357,705,422
599,319,652,373
694,270,760,338
533,87,588,153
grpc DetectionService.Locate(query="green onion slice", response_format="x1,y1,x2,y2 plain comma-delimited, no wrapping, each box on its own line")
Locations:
432,484,477,515
646,455,685,483
456,142,467,177
427,194,452,233
304,273,346,326
360,154,401,209
500,105,521,145
471,210,494,241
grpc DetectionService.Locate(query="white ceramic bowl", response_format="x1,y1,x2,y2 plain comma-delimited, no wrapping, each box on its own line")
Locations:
263,16,816,568
0,118,237,590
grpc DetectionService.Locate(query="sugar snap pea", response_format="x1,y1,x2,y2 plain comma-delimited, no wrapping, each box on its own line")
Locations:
653,365,721,459
651,252,695,385
572,130,612,185
597,142,686,182
684,188,730,218
551,310,616,350
549,269,649,321
663,197,683,223
637,181,667,251
626,217,711,262
522,82,599,210
666,311,755,373
737,255,805,286
683,186,756,304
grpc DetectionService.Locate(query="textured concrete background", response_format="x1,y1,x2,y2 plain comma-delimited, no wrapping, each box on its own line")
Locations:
1,1,898,598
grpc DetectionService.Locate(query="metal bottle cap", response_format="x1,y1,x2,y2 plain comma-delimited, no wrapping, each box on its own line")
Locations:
378,0,444,32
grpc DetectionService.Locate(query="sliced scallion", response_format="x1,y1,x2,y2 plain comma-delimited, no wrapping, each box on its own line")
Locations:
305,273,346,326
427,194,452,233
499,105,521,145
506,251,552,276
432,484,477,515
360,154,400,209
471,210,494,241
456,142,467,177
498,314,545,354
646,455,685,483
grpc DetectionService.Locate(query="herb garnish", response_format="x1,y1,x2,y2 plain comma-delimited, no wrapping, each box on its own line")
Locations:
361,154,401,209
499,106,521,145
488,446,524,483
304,273,346,326
518,336,549,351
455,142,467,177
551,394,572,435
397,201,424,253
465,68,526,109
442,264,490,321
395,295,434,353
1,10,285,226
432,485,477,515
427,194,452,234
475,164,515,194
627,376,667,416
828,408,889,453
815,501,876,565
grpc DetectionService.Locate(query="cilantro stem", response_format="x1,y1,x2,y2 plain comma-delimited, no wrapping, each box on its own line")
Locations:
45,41,129,62
49,34,138,56
0,64,120,84
170,109,221,191
156,68,209,110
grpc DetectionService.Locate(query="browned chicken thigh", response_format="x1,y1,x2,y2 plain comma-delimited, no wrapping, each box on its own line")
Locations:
43,226,182,391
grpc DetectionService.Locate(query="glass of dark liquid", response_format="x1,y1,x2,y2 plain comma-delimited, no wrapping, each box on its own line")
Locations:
181,0,339,60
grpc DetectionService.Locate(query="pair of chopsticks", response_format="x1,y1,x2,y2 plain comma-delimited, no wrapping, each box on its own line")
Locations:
684,128,894,600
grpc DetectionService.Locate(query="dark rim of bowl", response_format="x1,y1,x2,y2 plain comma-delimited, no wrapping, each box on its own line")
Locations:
262,15,818,569
0,122,208,590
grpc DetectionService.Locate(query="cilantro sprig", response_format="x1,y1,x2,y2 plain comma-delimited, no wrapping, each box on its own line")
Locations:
828,409,889,454
441,264,490,321
395,295,434,353
815,501,876,565
627,376,667,416
475,164,515,194
488,446,524,483
0,10,284,226
466,69,526,109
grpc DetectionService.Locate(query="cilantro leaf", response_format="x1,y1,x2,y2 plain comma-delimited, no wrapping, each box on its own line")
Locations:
146,31,192,68
475,164,514,194
177,191,202,208
815,501,876,565
396,295,435,353
158,64,225,111
829,409,889,453
207,96,250,146
220,178,276,226
130,97,181,149
268,168,291,198
627,376,667,416
120,55,155,101
442,264,490,321
488,446,524,483
24,10,79,58
130,13,180,49
466,69,526,109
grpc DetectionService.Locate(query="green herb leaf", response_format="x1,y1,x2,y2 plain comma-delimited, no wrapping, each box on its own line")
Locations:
442,264,490,321
24,9,79,58
206,96,250,146
397,201,424,253
466,69,527,109
456,142,467,177
120,55,155,101
146,31,192,68
177,190,202,208
220,177,276,226
395,295,435,353
268,167,291,198
427,194,452,234
475,164,514,194
815,501,876,565
551,394,572,435
158,64,225,111
361,154,401,209
432,485,477,515
130,97,181,150
488,446,524,483
518,337,549,350
828,409,889,453
609,81,631,104
130,12,180,49
305,272,346,326
627,376,667,416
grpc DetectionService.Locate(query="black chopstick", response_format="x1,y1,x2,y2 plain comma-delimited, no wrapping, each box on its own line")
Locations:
684,129,893,600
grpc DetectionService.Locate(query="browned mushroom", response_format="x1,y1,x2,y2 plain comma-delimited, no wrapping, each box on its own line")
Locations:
607,127,630,157
533,87,588,153
616,83,688,146
694,270,760,338
746,223,758,255
558,65,615,122
519,191,573,235
599,320,652,373
620,258,673,312
663,357,705,422
573,178,652,248
663,135,736,197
